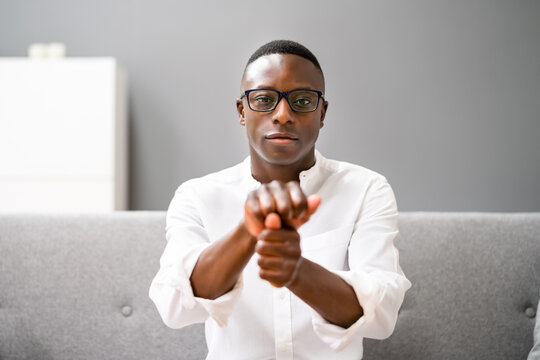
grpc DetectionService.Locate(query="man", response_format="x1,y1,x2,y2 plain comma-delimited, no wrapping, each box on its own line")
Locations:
150,40,410,359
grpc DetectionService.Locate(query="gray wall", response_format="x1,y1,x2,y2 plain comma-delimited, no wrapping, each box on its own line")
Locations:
1,0,539,211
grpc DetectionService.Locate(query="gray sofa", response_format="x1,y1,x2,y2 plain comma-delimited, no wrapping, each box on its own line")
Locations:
1,212,539,359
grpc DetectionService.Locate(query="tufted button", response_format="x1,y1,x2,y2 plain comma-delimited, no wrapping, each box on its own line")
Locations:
121,305,133,317
525,307,536,318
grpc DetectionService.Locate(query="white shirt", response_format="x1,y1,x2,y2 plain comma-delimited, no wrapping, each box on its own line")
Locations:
149,151,411,360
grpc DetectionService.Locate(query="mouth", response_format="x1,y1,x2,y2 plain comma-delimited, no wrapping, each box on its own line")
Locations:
265,132,299,145
265,132,299,140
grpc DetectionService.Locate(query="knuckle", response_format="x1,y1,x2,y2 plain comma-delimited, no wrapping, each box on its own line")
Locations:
258,229,270,240
276,200,290,215
261,183,271,192
285,229,300,240
246,192,256,204
289,183,303,197
256,186,268,199
287,180,300,188
246,195,260,212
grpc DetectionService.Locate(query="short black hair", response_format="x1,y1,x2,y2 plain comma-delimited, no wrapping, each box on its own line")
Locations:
246,40,323,74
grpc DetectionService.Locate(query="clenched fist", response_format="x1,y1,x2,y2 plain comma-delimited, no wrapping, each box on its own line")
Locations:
244,180,321,236
243,180,321,287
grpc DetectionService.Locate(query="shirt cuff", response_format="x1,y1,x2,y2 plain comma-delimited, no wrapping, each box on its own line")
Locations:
193,276,244,327
310,270,386,351
151,243,244,327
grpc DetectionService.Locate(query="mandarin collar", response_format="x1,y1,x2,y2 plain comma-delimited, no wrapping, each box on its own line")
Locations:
242,150,325,194
298,150,325,195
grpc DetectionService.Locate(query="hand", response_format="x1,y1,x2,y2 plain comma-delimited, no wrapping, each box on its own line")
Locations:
245,181,321,288
243,180,321,237
256,213,303,287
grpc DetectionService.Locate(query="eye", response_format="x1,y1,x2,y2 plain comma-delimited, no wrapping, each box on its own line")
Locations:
293,97,312,106
289,91,318,110
254,96,274,104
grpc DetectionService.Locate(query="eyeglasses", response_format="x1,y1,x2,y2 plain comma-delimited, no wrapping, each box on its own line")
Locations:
241,89,324,113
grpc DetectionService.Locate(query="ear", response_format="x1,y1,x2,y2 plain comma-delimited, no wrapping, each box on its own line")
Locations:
236,98,246,126
319,100,328,128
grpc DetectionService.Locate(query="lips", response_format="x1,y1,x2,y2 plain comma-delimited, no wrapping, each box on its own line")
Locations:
265,132,299,140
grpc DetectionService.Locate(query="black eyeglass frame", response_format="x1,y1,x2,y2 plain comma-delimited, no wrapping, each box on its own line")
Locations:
240,89,325,113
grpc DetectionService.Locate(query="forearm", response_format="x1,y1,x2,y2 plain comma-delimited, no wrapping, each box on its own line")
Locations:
190,221,256,300
288,258,363,328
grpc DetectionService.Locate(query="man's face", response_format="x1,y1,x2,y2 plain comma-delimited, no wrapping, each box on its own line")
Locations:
236,54,328,167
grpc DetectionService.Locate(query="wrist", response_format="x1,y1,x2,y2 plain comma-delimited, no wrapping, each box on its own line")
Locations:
284,257,305,289
238,220,257,248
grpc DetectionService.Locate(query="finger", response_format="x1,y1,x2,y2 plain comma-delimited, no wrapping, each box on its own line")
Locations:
258,256,299,278
257,185,276,216
288,194,322,229
257,255,284,269
245,191,263,221
268,181,293,220
264,212,281,229
286,182,307,218
259,268,288,286
255,240,301,258
255,241,284,257
306,194,321,216
296,194,322,222
244,192,265,235
258,228,300,243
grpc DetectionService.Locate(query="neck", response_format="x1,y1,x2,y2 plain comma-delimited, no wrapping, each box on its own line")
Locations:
250,150,316,184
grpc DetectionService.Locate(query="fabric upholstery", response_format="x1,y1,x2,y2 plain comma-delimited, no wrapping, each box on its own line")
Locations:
364,212,540,360
0,212,205,360
0,212,539,359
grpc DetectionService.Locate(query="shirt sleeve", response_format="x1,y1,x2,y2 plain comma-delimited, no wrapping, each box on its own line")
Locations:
528,297,540,360
149,181,244,329
310,177,411,350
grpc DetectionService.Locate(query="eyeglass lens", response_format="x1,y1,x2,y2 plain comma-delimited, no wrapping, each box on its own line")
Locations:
248,90,319,112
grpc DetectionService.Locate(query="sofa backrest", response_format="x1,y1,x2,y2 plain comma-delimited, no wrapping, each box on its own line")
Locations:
364,212,540,360
1,212,539,359
1,212,205,360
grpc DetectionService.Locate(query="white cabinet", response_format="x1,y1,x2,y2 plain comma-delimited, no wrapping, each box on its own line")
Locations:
0,58,128,212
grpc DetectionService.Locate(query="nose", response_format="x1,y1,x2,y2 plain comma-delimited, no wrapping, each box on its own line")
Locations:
272,96,294,125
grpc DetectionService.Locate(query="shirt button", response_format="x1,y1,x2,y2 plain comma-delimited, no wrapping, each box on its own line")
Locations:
279,290,286,300
278,343,288,352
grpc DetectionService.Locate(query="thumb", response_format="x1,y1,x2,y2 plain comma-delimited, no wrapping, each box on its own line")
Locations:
264,212,282,229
